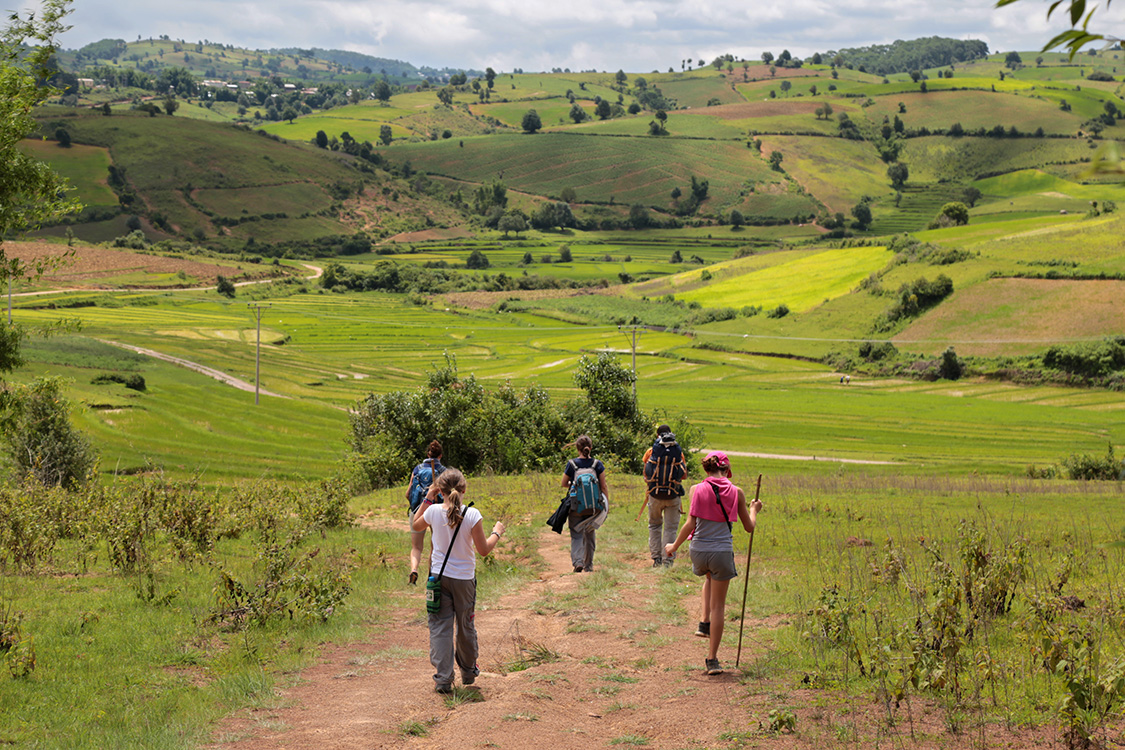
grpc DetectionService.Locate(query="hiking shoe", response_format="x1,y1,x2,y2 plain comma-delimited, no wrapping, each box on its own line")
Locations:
408,571,418,586
695,621,710,638
435,683,453,694
705,659,723,675
574,566,584,573
652,559,661,568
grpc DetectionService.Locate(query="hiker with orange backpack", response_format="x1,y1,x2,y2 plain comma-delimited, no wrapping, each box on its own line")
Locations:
641,425,686,567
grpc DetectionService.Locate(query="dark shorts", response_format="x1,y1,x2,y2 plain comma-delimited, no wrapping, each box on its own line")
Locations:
691,549,738,581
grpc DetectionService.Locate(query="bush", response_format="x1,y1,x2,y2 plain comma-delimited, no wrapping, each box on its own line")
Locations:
939,346,963,380
766,304,790,319
1044,338,1125,378
858,341,897,362
91,373,146,391
2,377,97,490
1061,444,1123,480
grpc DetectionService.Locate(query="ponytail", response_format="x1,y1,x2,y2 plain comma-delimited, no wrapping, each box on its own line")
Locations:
445,489,463,527
434,467,468,528
575,434,593,459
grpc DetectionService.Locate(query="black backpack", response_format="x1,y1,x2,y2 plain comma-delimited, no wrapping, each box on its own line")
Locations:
643,433,685,500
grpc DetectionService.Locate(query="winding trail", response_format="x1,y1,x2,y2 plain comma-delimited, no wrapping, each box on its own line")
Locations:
100,340,287,399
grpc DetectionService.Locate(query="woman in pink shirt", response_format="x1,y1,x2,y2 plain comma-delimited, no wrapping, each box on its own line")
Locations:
665,450,761,675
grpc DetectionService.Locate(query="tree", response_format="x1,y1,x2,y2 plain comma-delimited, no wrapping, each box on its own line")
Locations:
729,209,744,228
569,102,586,123
558,245,573,262
815,102,834,119
595,99,612,120
497,210,528,237
216,275,236,298
379,125,392,145
670,249,683,263
887,162,909,189
779,80,792,96
373,80,391,103
521,109,542,133
615,69,628,86
962,186,982,207
465,249,490,269
1,0,80,377
163,94,178,116
656,109,668,127
761,51,774,64
939,347,964,380
560,186,577,203
315,130,328,148
768,151,784,171
628,204,651,229
436,86,454,106
4,377,97,489
282,106,298,123
936,201,970,226
54,127,71,147
1005,51,1023,69
851,202,873,229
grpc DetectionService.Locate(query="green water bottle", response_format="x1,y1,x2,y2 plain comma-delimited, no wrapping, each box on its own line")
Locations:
425,575,441,615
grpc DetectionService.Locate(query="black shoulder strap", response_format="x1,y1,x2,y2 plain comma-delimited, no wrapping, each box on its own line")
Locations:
710,482,732,532
435,501,475,579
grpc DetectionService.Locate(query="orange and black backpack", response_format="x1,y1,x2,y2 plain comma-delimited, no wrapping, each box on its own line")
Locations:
643,433,685,500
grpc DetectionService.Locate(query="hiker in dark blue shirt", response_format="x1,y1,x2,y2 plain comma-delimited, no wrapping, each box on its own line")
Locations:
561,435,608,573
406,440,445,585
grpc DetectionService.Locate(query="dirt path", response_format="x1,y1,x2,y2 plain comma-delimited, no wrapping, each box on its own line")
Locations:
207,528,787,750
100,340,287,399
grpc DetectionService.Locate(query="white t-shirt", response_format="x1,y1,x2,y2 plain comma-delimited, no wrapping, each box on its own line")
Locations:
423,504,482,580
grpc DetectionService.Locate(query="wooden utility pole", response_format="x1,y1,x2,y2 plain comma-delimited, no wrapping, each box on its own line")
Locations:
619,325,642,402
248,303,271,405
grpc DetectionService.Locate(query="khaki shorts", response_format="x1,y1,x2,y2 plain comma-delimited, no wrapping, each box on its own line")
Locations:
691,549,738,581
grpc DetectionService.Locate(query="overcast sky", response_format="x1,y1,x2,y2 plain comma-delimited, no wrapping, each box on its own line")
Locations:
45,0,1123,73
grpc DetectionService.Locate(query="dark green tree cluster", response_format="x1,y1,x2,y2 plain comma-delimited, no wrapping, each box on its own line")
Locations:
873,275,954,331
821,37,989,76
347,354,702,487
1043,337,1125,379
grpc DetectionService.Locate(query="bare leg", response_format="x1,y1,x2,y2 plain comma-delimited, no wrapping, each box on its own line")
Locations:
699,575,711,624
410,530,425,576
707,578,732,660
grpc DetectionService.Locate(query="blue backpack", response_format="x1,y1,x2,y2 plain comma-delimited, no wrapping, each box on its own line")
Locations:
408,461,442,512
568,461,603,517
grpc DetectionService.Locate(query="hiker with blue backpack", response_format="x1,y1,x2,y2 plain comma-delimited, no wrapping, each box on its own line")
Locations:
561,435,609,573
640,425,686,568
664,450,762,676
406,440,445,585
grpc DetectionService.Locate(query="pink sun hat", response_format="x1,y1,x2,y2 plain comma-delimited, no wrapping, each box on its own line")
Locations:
705,450,732,478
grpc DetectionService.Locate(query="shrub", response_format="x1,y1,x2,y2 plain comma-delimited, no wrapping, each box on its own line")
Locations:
91,373,146,391
939,346,963,380
2,377,97,490
1043,338,1125,378
1061,444,1123,480
766,304,790,319
858,341,897,362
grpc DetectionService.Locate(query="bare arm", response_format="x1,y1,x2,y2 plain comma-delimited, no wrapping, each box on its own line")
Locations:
735,488,762,533
560,472,571,489
665,514,697,558
597,469,609,499
471,517,506,556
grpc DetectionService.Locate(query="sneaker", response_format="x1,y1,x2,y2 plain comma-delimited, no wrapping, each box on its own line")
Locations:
408,571,418,586
435,683,453,694
695,621,710,638
652,559,661,568
662,559,674,568
705,658,723,675
574,566,584,573
462,666,478,686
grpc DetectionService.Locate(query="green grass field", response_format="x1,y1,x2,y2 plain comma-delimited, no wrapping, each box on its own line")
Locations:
17,139,118,208
383,132,778,207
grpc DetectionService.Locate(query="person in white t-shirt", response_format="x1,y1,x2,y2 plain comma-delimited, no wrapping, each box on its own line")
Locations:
411,467,505,694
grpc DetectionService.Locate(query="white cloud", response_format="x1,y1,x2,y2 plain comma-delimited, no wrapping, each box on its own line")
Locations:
55,0,1125,72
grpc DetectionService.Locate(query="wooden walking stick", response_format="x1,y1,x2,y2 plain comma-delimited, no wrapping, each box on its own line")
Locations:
735,473,762,668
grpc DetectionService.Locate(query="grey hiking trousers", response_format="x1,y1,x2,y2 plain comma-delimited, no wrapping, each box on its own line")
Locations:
648,496,682,564
428,576,479,688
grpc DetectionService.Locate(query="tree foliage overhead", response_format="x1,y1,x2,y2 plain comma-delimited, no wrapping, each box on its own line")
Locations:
822,37,989,76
